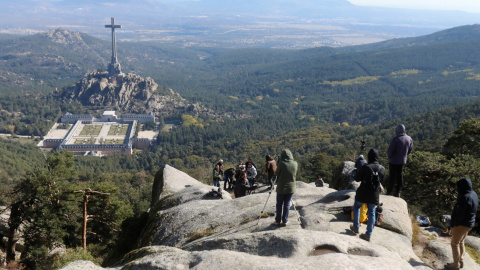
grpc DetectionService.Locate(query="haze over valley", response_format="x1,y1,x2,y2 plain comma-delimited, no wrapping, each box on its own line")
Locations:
2,0,480,48
1,1,480,269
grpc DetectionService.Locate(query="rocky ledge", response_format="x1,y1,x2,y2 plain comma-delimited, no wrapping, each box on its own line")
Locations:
61,165,480,270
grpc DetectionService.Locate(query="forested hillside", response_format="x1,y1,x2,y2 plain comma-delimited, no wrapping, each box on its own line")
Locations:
2,24,480,268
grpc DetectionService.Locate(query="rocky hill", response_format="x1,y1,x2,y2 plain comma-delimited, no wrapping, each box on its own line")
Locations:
61,165,480,270
56,71,216,118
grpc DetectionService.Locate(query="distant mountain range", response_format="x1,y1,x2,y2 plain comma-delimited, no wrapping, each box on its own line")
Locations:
2,24,480,126
2,0,480,48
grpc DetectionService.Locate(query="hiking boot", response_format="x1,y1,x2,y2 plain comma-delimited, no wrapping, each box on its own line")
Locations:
350,224,359,234
273,221,281,226
281,222,288,227
359,233,370,242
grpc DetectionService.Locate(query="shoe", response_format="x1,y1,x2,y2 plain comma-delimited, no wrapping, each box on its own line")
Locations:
445,263,460,270
273,221,281,226
350,224,359,234
281,222,288,227
460,261,464,269
359,233,370,242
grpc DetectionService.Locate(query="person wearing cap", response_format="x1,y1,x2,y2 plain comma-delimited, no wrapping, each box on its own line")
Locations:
387,124,413,197
355,155,367,170
446,177,478,270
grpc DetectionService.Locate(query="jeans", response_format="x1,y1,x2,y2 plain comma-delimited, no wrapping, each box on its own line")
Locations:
276,193,294,224
352,200,376,237
224,174,233,189
213,179,220,187
388,163,404,196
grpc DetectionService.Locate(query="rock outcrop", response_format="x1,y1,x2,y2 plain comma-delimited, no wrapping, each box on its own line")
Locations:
57,71,216,118
61,165,480,270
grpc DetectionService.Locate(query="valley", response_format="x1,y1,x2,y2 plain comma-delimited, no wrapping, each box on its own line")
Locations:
0,20,480,269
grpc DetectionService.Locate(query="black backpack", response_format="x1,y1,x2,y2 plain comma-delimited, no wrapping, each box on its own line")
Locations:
365,165,380,191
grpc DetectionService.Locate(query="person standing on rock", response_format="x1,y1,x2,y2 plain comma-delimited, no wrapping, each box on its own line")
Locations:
274,149,298,227
212,164,221,188
350,148,386,241
387,124,413,197
446,177,478,270
246,163,257,187
217,159,224,177
265,155,277,189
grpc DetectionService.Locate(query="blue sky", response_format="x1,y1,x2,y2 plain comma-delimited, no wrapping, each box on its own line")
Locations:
348,0,480,13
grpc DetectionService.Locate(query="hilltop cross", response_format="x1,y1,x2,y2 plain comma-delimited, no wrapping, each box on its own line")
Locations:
105,17,122,76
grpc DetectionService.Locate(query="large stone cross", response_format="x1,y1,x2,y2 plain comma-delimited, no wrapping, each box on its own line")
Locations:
105,17,122,76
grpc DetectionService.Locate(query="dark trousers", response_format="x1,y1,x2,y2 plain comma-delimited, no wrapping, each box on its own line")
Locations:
276,193,294,224
388,163,404,196
224,175,233,189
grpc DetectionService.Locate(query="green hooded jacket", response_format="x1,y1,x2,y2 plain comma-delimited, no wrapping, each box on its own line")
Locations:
275,149,298,194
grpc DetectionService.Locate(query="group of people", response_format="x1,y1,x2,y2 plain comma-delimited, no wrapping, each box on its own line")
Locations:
211,124,478,269
212,150,298,227
212,157,260,191
350,124,477,270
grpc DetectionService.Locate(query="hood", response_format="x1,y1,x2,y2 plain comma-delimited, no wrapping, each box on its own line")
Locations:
395,124,406,135
367,148,379,164
280,149,295,162
457,177,473,195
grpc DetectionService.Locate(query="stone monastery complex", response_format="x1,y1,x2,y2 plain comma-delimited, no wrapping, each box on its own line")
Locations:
42,111,156,156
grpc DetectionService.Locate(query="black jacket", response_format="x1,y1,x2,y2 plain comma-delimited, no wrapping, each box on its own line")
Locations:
451,177,479,228
234,181,257,198
354,148,386,205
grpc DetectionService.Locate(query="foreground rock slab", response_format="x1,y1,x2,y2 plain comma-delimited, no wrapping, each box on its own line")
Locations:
61,165,479,270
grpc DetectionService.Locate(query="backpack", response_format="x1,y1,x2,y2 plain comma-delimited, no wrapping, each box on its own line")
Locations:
365,165,380,191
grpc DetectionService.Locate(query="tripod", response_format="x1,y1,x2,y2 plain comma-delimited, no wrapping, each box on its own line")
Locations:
256,176,277,226
290,198,301,226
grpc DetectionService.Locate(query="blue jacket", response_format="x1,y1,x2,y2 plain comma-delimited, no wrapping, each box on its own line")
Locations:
451,178,478,228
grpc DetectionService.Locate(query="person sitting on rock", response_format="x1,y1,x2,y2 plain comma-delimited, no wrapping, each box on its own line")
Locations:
315,176,324,187
234,172,257,198
212,164,221,188
350,148,386,242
